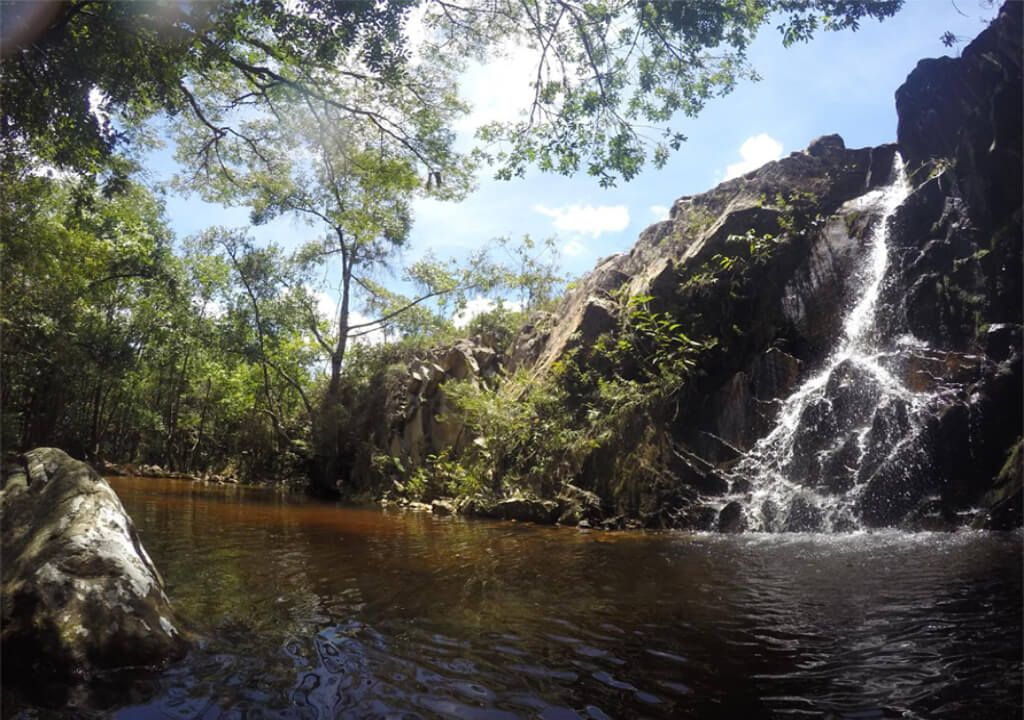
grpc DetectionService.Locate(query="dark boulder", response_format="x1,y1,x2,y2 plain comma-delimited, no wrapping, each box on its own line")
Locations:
717,501,748,534
858,438,938,527
984,323,1022,363
782,493,825,532
806,133,846,160
494,497,560,524
431,499,455,516
460,494,560,524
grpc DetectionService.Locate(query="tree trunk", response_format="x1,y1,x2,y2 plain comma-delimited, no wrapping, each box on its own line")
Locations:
165,348,191,470
187,378,213,473
313,250,352,495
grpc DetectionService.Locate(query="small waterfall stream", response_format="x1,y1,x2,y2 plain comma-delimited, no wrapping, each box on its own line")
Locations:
733,155,933,532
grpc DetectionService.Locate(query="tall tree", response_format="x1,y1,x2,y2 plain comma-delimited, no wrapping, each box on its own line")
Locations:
176,94,498,489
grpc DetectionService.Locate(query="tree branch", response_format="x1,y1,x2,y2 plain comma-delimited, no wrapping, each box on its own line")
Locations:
346,286,456,331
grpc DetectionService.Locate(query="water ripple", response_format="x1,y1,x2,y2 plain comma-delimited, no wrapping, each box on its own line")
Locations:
85,477,1024,720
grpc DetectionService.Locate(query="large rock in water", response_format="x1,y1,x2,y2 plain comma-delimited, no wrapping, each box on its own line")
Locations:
1,448,187,701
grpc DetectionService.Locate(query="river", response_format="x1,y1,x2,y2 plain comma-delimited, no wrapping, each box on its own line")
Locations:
103,476,1020,719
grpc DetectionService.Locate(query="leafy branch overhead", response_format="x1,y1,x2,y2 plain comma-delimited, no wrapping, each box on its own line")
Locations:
3,0,902,185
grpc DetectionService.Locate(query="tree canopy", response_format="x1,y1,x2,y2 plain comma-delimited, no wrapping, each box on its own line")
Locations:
2,0,903,184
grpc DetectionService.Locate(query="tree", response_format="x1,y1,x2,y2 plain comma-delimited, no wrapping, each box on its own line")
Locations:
1,0,907,487
428,0,904,185
185,229,321,477
3,1,903,184
0,1,417,172
0,169,175,457
175,91,505,489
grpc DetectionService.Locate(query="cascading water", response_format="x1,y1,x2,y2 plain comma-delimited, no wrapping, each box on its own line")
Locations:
731,155,935,532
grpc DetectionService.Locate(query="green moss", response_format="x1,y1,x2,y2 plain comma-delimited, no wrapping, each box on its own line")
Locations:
844,209,866,237
996,439,1022,486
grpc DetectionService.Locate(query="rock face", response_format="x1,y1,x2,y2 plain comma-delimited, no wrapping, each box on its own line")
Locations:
1,448,187,701
387,341,501,465
339,5,1021,532
516,2,1018,531
330,339,503,498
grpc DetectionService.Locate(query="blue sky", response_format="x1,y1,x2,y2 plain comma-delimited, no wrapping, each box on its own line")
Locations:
149,1,999,322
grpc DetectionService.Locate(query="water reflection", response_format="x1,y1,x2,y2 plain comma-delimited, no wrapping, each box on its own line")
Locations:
102,477,1022,719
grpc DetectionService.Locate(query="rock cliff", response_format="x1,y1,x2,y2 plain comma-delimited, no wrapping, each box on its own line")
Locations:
343,3,1021,531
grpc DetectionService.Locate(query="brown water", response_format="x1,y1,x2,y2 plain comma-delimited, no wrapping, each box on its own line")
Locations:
91,477,1023,718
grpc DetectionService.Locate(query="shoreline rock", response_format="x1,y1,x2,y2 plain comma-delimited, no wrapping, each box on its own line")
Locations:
1,448,188,706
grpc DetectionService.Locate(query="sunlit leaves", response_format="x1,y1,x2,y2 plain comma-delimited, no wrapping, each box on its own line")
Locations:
429,0,901,185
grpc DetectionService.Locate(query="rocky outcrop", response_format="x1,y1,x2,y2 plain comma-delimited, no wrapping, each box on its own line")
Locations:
512,138,897,384
1,448,187,703
896,2,1022,233
343,5,1021,533
460,494,561,524
387,341,500,467
852,1,1022,527
514,3,1019,531
97,460,208,482
336,339,504,499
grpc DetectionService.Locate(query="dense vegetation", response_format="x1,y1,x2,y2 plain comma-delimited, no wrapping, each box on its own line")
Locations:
1,0,905,487
389,190,823,508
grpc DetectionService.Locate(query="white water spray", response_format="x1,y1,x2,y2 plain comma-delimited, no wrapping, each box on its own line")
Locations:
733,155,929,532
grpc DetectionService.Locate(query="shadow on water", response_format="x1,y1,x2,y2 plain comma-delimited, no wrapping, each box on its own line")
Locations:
50,477,1022,718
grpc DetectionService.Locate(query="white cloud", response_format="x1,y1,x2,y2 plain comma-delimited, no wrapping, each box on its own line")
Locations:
453,43,538,133
533,203,630,238
347,310,386,346
562,239,586,257
314,290,337,321
723,134,784,181
649,205,670,221
453,296,524,328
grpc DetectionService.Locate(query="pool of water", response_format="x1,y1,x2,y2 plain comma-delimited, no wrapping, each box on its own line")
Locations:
65,477,1024,717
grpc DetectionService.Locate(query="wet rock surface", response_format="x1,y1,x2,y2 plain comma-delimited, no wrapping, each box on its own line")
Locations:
1,448,187,705
460,494,561,524
717,501,748,534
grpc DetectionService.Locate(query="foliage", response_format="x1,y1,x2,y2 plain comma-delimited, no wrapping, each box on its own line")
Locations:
3,0,902,185
432,0,903,185
463,306,528,352
1,167,319,479
421,186,829,502
431,286,712,500
0,1,419,173
614,294,706,383
442,370,596,497
406,450,484,501
1,0,905,494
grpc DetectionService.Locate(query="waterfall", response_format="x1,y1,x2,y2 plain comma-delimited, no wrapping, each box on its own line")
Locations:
732,155,930,532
